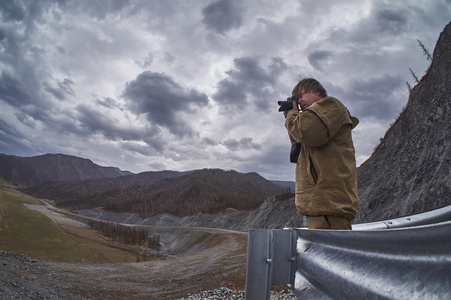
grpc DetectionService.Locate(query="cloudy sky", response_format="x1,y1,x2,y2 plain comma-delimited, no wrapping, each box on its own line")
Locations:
0,0,450,180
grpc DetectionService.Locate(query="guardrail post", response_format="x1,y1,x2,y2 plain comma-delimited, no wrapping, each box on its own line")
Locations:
244,229,273,300
244,229,297,300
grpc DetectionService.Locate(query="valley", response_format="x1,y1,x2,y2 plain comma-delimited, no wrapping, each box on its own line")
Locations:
0,188,249,299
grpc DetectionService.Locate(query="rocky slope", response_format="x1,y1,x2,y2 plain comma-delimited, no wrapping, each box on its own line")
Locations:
355,22,451,223
74,195,304,233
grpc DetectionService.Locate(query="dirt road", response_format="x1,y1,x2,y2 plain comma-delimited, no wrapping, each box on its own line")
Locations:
16,203,248,299
24,204,86,227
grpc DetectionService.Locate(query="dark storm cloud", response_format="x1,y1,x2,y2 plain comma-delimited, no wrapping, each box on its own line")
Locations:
0,71,33,107
0,118,33,155
14,112,36,128
0,0,26,22
44,78,75,101
74,104,165,151
213,79,246,108
222,137,261,151
202,0,243,35
122,71,209,137
0,2,54,112
202,137,217,146
232,57,275,83
0,118,25,142
308,50,333,71
121,139,163,156
213,56,287,112
373,8,408,36
75,104,123,138
339,6,409,45
0,70,57,126
330,74,405,120
95,97,120,109
56,0,134,20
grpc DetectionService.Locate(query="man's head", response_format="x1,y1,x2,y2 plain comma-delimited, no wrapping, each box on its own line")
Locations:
292,78,327,98
292,78,327,110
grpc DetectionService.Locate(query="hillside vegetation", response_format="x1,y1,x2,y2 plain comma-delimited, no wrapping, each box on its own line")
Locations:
0,189,158,262
21,168,283,218
0,189,96,261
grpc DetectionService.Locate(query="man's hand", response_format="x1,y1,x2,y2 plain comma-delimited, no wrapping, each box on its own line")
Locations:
292,100,299,112
281,100,299,118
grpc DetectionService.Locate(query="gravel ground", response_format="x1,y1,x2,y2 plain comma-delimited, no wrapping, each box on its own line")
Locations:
176,287,296,299
0,251,296,300
0,252,63,299
1,202,297,299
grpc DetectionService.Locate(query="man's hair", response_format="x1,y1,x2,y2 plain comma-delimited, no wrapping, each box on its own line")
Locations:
292,78,327,98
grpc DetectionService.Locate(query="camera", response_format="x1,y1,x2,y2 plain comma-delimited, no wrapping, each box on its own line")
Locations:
278,95,299,112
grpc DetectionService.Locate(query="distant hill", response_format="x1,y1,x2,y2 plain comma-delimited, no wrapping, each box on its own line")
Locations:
0,153,132,187
271,180,295,191
22,168,283,218
1,152,283,218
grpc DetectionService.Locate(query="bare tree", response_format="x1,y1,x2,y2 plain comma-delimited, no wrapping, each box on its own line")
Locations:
409,68,420,84
406,81,412,93
417,39,432,61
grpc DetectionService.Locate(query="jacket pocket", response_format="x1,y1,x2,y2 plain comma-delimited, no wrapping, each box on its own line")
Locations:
290,141,302,163
309,156,318,184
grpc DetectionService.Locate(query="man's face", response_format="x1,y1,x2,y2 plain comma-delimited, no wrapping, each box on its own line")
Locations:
298,89,322,111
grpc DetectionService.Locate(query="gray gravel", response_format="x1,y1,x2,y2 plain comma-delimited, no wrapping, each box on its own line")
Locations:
1,250,297,300
176,287,297,300
0,252,62,300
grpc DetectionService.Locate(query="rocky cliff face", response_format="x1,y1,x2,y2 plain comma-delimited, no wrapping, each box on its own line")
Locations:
355,22,451,223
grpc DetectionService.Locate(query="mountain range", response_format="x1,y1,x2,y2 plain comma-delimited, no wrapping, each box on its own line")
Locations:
0,153,285,218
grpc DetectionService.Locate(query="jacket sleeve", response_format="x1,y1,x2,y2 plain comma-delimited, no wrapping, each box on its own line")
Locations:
307,97,355,137
285,109,329,147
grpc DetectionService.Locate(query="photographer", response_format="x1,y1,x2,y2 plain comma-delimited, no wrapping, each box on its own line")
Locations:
281,78,359,230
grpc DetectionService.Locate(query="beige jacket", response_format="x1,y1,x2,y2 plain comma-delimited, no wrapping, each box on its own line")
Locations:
285,97,359,220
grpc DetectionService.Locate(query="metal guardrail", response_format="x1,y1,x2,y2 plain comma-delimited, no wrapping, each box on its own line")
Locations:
245,205,451,300
351,204,451,231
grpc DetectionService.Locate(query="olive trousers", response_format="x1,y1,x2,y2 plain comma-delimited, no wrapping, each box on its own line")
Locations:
306,215,352,230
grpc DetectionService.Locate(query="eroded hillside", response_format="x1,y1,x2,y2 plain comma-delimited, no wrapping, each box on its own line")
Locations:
355,22,451,223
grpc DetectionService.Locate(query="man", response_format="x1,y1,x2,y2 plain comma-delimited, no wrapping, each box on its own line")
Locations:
283,78,359,230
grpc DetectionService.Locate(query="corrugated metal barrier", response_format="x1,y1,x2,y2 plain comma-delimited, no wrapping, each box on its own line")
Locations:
245,205,451,300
